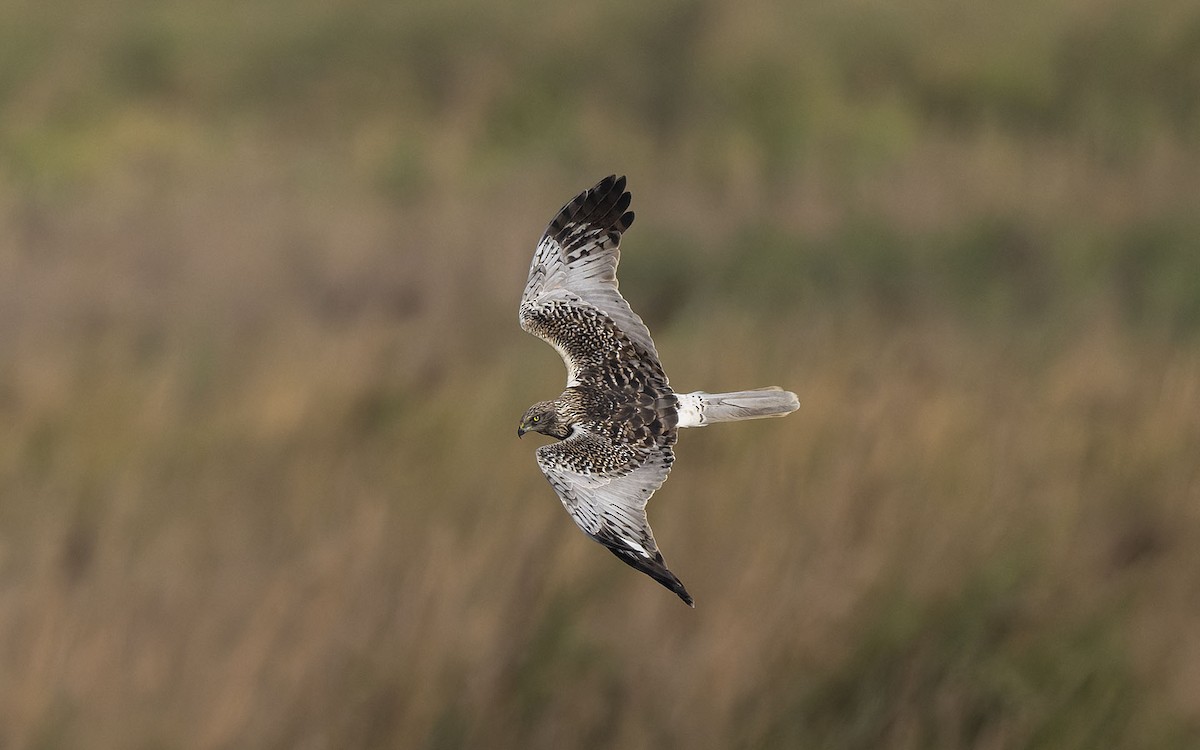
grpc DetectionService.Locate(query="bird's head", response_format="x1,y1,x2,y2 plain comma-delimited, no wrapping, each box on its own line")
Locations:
518,400,571,440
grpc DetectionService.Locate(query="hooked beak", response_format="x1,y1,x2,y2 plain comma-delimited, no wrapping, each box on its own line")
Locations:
517,423,527,438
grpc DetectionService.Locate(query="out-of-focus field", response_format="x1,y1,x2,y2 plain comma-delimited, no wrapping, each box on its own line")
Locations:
2,0,1200,747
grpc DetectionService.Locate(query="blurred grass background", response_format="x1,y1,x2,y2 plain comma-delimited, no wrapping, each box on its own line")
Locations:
2,0,1200,747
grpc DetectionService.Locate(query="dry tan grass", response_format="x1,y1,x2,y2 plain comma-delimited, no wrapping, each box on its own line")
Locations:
3,0,1200,746
2,161,1198,748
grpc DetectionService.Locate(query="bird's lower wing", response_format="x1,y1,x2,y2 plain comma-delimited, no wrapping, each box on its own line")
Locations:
536,431,692,606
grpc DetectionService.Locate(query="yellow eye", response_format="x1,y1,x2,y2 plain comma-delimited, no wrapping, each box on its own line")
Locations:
531,416,540,423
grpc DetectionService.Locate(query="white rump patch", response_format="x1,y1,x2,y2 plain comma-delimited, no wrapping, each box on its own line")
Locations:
675,391,707,428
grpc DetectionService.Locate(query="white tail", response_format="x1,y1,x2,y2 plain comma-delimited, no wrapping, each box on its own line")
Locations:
676,387,800,427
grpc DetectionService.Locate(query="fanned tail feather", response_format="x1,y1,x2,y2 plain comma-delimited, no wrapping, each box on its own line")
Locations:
677,387,800,427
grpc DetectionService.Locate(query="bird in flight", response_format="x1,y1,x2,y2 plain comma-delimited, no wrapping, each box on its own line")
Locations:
517,175,799,606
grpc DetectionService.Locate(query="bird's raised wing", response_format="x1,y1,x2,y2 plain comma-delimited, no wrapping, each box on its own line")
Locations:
520,176,660,378
536,430,692,606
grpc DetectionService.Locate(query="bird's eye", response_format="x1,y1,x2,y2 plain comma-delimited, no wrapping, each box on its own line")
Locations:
532,416,540,423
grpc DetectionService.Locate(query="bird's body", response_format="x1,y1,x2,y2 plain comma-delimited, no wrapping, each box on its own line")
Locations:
518,176,799,606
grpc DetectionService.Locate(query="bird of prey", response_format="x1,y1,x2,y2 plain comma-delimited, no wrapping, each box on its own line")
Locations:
517,175,799,607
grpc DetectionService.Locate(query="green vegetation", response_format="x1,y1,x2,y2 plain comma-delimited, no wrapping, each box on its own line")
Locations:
1,0,1199,747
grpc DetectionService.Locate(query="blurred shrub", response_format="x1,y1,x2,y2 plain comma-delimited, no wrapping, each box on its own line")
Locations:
740,563,1193,750
625,214,1200,338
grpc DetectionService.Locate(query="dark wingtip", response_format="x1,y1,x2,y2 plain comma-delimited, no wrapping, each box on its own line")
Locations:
598,537,694,608
649,566,696,609
667,572,694,607
545,174,634,246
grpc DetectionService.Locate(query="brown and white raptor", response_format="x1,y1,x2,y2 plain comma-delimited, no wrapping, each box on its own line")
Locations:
518,175,800,607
